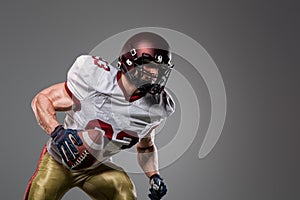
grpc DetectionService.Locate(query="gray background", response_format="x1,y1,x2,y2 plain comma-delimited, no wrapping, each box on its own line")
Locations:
0,0,299,199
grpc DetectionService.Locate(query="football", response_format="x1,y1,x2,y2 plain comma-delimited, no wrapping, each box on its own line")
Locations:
64,129,104,170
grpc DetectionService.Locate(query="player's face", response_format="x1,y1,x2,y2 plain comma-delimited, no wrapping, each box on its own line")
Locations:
141,65,158,83
134,64,159,84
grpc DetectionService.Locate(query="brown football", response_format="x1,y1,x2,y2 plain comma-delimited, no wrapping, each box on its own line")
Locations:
64,129,103,170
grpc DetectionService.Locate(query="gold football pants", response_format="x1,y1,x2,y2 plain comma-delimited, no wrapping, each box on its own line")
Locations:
24,146,136,200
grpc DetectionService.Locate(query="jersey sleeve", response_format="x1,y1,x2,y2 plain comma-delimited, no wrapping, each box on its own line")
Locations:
162,90,176,117
138,91,175,138
66,55,113,100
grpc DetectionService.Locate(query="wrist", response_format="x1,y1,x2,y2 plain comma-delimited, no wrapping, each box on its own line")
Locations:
45,122,61,135
145,170,159,179
50,125,64,138
149,173,162,181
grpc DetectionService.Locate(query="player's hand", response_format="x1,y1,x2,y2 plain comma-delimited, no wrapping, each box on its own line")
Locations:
51,125,83,164
148,174,167,200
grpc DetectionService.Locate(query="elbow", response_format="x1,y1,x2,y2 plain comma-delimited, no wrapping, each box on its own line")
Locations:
31,95,38,112
31,93,47,112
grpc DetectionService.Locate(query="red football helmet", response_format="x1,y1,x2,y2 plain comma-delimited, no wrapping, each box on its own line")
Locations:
117,32,174,95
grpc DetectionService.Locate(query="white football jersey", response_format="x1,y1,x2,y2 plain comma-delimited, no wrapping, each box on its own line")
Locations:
47,55,175,168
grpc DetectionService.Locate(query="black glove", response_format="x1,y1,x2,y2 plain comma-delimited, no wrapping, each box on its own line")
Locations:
51,125,83,164
148,174,167,200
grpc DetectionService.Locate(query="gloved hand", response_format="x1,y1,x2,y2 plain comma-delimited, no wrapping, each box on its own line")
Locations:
51,125,83,164
148,174,167,200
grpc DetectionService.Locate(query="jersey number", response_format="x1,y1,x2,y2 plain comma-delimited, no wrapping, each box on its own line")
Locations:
92,56,110,71
86,119,138,149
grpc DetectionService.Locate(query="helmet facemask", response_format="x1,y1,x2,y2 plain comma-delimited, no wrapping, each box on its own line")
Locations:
117,50,174,95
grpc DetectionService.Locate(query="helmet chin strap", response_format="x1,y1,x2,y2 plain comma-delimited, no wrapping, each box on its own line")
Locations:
137,83,164,95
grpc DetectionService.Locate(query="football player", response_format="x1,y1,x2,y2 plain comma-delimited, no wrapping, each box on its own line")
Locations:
24,32,175,200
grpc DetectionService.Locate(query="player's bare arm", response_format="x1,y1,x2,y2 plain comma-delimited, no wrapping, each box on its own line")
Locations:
137,129,168,199
32,82,82,163
136,130,159,178
31,82,73,134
